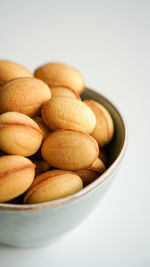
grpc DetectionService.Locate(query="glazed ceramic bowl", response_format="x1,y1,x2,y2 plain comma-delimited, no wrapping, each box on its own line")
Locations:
0,88,127,247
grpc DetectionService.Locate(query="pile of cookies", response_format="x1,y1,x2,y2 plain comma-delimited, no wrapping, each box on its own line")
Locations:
0,60,114,204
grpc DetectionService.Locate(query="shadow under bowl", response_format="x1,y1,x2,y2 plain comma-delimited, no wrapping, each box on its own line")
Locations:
0,88,127,247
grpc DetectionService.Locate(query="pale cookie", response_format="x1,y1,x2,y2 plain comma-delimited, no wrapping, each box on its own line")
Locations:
42,96,96,134
0,155,35,202
34,62,84,94
84,100,114,146
0,77,51,117
0,112,43,156
24,170,83,204
41,129,99,170
0,60,33,86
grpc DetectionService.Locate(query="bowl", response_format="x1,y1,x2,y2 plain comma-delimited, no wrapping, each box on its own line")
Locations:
0,88,127,247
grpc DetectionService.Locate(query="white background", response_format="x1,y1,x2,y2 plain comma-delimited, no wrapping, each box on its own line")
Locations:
0,0,150,266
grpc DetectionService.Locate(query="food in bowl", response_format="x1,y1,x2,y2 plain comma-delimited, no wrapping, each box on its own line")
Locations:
0,60,114,205
0,60,33,86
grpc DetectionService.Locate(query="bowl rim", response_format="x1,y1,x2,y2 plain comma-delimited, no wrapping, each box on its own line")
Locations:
0,88,127,211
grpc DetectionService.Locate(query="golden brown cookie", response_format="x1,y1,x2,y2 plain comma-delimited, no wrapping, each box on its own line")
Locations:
24,170,83,204
0,155,35,202
34,62,84,94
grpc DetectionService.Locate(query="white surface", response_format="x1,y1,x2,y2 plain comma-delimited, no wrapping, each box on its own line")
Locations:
0,0,150,266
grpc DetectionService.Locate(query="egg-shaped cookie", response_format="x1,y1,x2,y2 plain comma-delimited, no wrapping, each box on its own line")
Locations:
75,157,106,186
0,60,33,86
74,170,99,186
34,62,84,95
41,129,99,170
0,155,35,202
0,112,43,156
84,100,114,147
51,86,80,99
42,96,96,134
24,170,83,204
89,157,106,173
0,77,51,117
33,116,50,140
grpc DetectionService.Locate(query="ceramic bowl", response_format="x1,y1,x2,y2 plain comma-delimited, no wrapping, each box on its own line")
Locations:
0,88,127,247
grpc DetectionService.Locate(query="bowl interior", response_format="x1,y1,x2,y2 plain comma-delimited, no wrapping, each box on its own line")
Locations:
0,88,126,210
